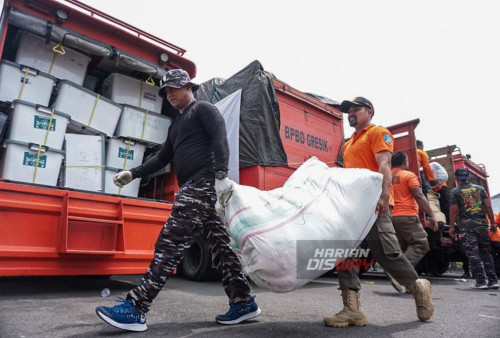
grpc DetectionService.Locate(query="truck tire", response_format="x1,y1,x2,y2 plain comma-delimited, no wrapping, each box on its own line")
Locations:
415,258,426,275
180,237,219,281
418,250,450,276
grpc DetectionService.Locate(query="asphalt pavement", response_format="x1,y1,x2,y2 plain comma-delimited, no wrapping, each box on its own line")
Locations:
0,270,499,337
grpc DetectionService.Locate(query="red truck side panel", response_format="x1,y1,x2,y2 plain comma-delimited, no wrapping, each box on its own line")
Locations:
274,79,343,169
387,119,420,176
0,181,170,276
239,165,295,190
427,145,490,195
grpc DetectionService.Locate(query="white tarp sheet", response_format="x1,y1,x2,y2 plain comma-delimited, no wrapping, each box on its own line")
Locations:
215,89,241,183
218,157,383,292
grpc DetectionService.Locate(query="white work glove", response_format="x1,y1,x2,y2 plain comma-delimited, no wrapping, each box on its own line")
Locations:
113,170,133,188
215,177,233,206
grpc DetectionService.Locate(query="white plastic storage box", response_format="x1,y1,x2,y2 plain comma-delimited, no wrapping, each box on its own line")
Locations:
64,133,105,192
0,139,64,186
102,73,163,114
115,104,172,144
105,166,141,197
15,31,91,85
0,60,56,105
52,80,122,136
0,112,8,144
106,137,146,170
83,74,99,92
8,100,70,150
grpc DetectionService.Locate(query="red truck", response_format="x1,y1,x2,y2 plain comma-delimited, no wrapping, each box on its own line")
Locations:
0,0,344,279
0,0,197,276
3,0,478,281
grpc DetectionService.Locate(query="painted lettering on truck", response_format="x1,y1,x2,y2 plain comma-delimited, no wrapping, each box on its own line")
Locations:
284,125,328,153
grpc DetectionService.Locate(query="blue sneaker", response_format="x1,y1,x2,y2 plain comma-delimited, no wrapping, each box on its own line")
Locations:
216,299,262,325
96,297,147,332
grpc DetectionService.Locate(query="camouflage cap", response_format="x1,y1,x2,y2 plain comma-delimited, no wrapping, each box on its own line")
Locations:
454,167,469,180
159,69,199,98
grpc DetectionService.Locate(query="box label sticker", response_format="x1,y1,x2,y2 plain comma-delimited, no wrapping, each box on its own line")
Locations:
23,152,47,168
34,115,56,131
118,147,134,160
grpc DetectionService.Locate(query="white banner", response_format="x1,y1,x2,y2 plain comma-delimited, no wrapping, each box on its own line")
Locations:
215,90,241,183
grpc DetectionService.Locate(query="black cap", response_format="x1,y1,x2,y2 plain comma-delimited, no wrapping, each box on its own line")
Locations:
454,167,469,180
340,96,374,113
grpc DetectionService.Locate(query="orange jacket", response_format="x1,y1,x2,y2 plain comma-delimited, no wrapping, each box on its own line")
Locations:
433,182,447,192
343,124,394,206
417,149,435,182
490,213,500,242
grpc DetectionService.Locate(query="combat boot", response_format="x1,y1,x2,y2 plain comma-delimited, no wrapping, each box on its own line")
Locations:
406,279,434,321
324,289,367,327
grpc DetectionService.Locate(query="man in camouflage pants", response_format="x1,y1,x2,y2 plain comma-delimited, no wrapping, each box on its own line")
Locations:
449,167,499,290
96,69,261,332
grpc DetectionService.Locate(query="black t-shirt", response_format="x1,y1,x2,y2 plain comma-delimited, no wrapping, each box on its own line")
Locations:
450,182,488,224
130,100,229,186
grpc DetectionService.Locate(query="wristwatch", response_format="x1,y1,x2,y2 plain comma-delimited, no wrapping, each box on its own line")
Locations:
215,171,228,180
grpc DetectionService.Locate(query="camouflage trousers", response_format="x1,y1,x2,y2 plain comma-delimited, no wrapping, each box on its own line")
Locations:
460,223,497,284
127,177,252,313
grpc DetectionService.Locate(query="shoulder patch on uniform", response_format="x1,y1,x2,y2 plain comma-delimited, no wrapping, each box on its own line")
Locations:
383,134,392,145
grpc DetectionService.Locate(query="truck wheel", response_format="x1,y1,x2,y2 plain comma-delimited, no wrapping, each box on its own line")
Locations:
414,257,426,275
422,250,450,276
435,258,450,275
181,237,219,281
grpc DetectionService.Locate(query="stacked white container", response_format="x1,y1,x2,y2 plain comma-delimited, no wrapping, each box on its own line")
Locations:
115,104,171,145
105,137,146,197
0,100,69,186
104,167,142,197
52,80,122,136
0,139,64,186
8,100,70,149
0,60,56,105
102,73,163,113
15,31,91,86
64,133,105,192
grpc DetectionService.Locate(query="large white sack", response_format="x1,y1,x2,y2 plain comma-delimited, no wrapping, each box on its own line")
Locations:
430,162,448,186
218,157,382,292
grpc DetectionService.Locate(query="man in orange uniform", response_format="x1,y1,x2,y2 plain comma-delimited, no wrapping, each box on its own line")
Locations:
390,151,438,288
419,139,451,224
491,213,500,276
324,97,434,328
416,140,437,194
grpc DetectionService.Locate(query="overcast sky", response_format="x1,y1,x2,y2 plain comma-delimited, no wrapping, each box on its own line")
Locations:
3,0,499,198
